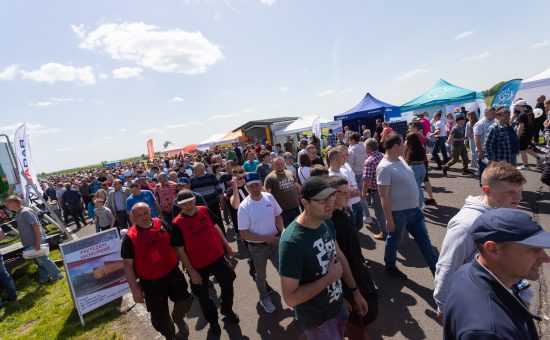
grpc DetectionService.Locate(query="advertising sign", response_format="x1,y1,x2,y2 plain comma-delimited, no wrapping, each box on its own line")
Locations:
59,228,129,326
147,139,155,161
13,123,43,201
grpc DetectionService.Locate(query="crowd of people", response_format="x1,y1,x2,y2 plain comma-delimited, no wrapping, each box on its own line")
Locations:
1,95,550,339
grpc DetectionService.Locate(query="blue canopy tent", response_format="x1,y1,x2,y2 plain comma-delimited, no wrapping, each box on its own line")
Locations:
334,93,401,134
400,79,485,120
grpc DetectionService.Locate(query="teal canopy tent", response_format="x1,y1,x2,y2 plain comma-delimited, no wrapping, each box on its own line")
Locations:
400,79,485,119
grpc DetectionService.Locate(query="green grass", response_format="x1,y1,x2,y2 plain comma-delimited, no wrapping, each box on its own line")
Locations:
485,95,493,107
0,249,126,339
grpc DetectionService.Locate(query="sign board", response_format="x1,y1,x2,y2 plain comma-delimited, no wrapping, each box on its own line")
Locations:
59,228,129,326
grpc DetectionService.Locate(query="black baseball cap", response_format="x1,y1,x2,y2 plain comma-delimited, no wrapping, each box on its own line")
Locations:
301,177,336,200
470,208,550,248
176,190,195,204
245,172,262,185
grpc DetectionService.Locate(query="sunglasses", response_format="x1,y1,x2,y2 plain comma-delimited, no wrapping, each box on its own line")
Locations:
232,170,245,175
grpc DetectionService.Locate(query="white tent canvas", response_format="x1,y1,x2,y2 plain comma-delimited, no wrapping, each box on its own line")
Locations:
515,67,550,107
197,133,226,151
274,115,331,136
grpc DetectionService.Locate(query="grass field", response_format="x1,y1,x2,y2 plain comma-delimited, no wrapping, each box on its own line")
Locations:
0,249,127,339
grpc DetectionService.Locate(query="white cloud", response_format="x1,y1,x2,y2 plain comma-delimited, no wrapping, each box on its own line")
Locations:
454,31,475,40
56,147,76,152
169,96,184,102
242,107,255,113
396,68,431,81
50,97,74,102
531,40,549,48
317,89,337,97
76,22,223,75
70,24,86,39
462,52,490,62
261,0,276,5
20,63,95,85
166,121,202,129
29,101,57,107
117,128,128,133
112,67,143,79
140,128,163,135
0,64,19,80
279,86,288,92
209,113,238,120
99,73,109,79
0,122,60,135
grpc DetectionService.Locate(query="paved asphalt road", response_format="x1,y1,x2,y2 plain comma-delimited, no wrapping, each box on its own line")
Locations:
71,164,550,340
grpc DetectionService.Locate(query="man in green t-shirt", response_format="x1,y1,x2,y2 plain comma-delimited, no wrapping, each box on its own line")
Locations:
279,176,368,339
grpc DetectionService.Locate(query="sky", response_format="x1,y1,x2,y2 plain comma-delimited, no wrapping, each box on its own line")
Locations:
0,0,549,173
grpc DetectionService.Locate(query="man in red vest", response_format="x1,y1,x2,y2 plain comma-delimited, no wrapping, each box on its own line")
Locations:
172,190,239,337
122,202,193,339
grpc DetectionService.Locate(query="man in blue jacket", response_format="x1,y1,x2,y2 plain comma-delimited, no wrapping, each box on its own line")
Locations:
444,208,550,340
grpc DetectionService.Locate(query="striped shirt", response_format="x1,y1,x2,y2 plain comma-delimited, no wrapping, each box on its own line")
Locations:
189,173,222,206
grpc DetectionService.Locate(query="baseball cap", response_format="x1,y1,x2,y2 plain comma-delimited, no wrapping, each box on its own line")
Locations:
176,190,195,204
177,177,189,185
245,172,262,185
470,208,550,248
534,108,544,119
515,99,527,106
301,177,336,200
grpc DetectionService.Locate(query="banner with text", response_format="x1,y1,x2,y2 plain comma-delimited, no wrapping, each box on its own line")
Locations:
147,139,155,161
14,123,43,200
60,228,129,326
491,79,522,108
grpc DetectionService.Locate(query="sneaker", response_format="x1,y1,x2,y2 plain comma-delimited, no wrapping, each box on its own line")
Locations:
386,267,408,280
537,157,545,169
517,165,529,170
425,198,438,207
373,233,386,241
259,297,277,314
208,322,221,336
221,310,240,324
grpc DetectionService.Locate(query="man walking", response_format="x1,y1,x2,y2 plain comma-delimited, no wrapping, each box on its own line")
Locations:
189,162,226,234
442,114,472,176
429,110,449,169
362,138,387,240
377,133,438,279
237,173,284,314
484,108,519,166
5,196,63,284
473,107,496,180
172,190,239,336
444,208,550,340
264,157,301,227
434,162,526,319
105,179,131,231
347,132,372,224
61,183,87,229
122,203,192,339
279,177,368,339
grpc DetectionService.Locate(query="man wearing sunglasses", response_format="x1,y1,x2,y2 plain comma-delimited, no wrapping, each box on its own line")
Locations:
279,177,368,339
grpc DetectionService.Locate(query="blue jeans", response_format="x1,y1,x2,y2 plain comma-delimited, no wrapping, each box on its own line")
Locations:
25,244,62,283
432,136,449,167
411,164,426,208
303,302,348,340
351,201,363,231
384,208,438,273
367,190,387,236
354,174,371,219
0,254,17,300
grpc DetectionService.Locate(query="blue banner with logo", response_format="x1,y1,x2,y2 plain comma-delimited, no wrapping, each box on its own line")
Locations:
491,79,522,108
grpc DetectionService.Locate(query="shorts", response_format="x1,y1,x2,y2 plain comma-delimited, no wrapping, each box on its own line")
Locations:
519,136,532,151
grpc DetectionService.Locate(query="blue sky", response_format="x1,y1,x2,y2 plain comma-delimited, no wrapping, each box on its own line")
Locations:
1,0,549,172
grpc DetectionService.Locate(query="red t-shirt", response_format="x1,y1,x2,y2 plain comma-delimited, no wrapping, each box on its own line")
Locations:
172,206,225,269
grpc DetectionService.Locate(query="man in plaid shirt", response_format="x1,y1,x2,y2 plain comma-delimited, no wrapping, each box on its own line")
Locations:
327,129,338,147
362,138,387,240
484,109,519,166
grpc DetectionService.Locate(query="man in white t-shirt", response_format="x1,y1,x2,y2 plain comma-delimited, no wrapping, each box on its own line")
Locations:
429,110,449,169
327,147,363,230
237,172,284,314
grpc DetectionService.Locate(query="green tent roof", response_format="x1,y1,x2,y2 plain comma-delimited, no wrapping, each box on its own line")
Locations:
401,78,484,112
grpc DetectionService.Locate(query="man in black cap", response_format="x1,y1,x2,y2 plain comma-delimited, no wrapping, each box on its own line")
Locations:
444,208,550,340
278,176,368,339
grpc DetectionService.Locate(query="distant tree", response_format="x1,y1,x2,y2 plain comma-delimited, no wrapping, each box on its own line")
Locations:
163,141,173,149
141,154,146,159
482,81,505,97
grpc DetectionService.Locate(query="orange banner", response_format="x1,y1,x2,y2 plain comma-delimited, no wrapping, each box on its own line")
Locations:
147,139,155,161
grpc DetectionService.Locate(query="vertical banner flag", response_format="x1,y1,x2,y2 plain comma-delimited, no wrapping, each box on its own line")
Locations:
14,123,43,200
147,139,155,161
491,79,522,108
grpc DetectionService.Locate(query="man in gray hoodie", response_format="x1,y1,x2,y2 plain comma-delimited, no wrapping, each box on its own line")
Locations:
433,161,526,318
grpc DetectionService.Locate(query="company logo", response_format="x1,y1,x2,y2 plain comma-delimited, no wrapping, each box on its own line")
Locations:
18,138,33,183
428,87,448,99
496,89,513,103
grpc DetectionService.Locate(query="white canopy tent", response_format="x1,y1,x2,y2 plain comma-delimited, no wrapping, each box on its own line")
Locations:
515,67,550,107
197,133,226,151
274,115,332,136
